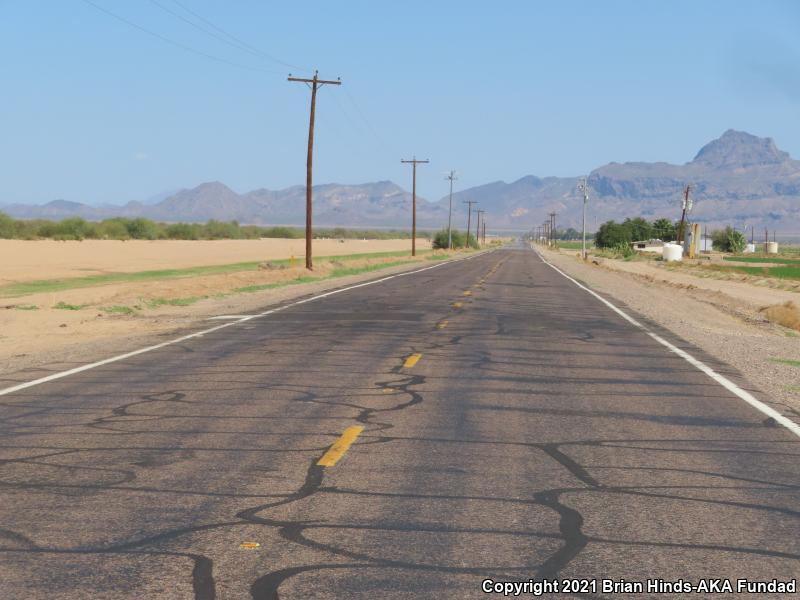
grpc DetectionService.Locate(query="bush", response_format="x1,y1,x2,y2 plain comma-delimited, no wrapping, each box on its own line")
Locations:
96,218,131,239
261,226,304,239
711,226,746,253
0,212,15,238
124,218,160,240
432,229,478,249
165,222,201,240
204,220,242,239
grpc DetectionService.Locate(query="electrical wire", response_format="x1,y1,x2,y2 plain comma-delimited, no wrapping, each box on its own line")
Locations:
80,0,276,74
168,0,310,73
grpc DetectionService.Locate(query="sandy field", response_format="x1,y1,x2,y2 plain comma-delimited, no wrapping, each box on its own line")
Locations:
540,245,800,415
0,238,431,283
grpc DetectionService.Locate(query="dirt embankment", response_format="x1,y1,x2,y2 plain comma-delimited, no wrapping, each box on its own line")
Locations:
539,246,800,416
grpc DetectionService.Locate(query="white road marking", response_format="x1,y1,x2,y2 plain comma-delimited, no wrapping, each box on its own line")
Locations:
0,251,490,397
535,249,800,439
207,315,258,320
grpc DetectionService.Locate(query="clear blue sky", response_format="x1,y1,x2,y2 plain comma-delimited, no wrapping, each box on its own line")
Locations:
2,0,799,205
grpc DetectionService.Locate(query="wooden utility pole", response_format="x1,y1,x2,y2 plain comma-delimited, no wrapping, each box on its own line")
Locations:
445,170,457,249
482,220,486,244
476,210,485,246
463,200,477,247
677,184,691,244
400,157,429,256
577,177,589,259
288,70,341,269
549,212,557,246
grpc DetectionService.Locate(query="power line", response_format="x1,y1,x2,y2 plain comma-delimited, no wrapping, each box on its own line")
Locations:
80,0,274,74
164,0,310,72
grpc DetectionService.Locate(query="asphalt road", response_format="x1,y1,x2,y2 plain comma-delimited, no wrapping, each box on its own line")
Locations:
1,244,798,599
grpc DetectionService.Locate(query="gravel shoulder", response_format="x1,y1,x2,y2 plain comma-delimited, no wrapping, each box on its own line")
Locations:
539,245,800,418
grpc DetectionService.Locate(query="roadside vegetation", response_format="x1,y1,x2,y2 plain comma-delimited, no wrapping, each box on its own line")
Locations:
431,229,479,249
0,212,431,241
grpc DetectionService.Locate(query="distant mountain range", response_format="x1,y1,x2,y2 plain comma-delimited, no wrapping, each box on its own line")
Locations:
4,130,799,231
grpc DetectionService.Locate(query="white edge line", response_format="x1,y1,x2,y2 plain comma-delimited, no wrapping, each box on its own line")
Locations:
534,248,800,439
0,250,491,397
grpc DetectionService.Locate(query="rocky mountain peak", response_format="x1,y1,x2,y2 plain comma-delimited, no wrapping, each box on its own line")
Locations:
691,129,790,169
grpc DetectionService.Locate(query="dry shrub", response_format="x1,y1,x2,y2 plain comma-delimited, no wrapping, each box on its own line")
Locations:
760,301,800,331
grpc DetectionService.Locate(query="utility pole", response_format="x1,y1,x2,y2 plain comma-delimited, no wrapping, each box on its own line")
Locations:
288,70,341,270
445,170,457,249
577,178,589,259
463,200,477,247
476,210,485,246
401,157,429,256
549,212,557,246
677,184,692,244
482,220,486,244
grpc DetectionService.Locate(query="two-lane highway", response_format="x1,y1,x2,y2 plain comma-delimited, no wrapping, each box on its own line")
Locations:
1,246,798,599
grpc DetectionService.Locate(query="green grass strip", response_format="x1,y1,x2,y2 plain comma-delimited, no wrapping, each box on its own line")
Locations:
13,304,39,310
52,301,86,310
101,305,136,314
724,265,800,280
771,358,800,368
723,256,800,265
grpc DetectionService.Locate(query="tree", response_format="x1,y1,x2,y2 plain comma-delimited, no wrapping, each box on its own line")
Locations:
595,220,633,248
622,217,654,241
711,226,746,253
652,218,676,241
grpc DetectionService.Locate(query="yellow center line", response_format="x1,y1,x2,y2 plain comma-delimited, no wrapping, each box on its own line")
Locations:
436,320,448,329
317,425,365,467
451,301,463,309
463,290,472,296
403,352,422,368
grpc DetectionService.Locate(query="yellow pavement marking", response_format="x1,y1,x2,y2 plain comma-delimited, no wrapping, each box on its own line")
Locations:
317,425,365,467
462,290,473,296
403,353,422,368
436,320,448,329
452,301,463,309
382,388,393,393
239,542,260,549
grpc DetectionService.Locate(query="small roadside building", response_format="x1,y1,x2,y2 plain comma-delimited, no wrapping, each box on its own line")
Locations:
631,239,665,254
